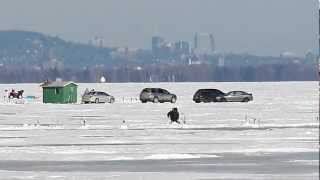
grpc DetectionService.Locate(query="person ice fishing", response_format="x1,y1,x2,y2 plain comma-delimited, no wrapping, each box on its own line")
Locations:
167,107,180,124
3,89,8,101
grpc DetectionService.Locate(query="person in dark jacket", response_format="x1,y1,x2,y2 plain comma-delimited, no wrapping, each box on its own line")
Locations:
167,107,180,124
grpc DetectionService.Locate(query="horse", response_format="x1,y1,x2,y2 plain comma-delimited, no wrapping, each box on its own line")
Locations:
9,90,24,99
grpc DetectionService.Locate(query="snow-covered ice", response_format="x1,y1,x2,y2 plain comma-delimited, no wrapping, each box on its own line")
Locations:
0,82,318,179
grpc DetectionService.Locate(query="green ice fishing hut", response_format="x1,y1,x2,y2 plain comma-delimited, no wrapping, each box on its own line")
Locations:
42,81,78,104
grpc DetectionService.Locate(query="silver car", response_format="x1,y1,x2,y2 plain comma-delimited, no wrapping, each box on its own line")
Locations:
217,91,253,102
140,88,177,103
82,91,115,104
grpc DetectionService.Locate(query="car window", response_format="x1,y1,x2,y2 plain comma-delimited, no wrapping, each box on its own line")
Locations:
197,90,215,96
210,91,219,96
158,89,167,94
201,91,213,96
235,92,242,96
162,89,169,94
143,89,151,93
228,92,236,96
97,92,104,95
236,91,246,96
198,91,205,95
101,92,109,96
196,90,204,96
210,90,223,96
203,91,213,97
214,90,224,95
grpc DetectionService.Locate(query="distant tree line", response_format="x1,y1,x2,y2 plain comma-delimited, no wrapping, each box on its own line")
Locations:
0,63,316,83
0,30,318,83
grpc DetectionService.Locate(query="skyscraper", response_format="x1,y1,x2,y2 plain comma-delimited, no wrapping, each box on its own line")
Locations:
151,36,164,54
174,41,190,55
193,33,215,54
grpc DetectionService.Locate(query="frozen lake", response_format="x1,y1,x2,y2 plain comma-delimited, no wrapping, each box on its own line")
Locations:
0,82,318,179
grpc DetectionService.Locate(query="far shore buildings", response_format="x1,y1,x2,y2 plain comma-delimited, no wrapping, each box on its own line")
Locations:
151,33,217,65
193,33,215,55
151,36,190,60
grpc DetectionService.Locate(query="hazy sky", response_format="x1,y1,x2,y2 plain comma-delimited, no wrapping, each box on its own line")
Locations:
0,0,317,56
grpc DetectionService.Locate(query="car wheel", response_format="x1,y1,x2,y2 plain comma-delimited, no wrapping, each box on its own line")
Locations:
141,100,147,103
220,98,227,102
95,98,99,104
195,100,201,103
153,97,159,103
171,96,176,103
242,98,249,102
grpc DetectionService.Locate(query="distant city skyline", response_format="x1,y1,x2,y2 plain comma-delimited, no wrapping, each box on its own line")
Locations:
0,0,317,56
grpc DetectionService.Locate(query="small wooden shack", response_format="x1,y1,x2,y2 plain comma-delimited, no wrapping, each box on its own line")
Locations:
41,81,78,104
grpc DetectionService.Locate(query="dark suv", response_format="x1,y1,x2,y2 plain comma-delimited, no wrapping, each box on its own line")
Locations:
193,89,226,103
140,88,177,103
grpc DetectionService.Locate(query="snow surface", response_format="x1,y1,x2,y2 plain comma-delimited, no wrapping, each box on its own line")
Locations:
0,82,318,179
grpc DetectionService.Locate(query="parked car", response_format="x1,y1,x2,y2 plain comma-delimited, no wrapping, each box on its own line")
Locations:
193,89,225,103
82,91,115,104
218,91,253,102
140,88,177,103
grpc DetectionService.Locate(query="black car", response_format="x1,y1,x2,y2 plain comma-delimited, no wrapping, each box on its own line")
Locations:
193,89,226,103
